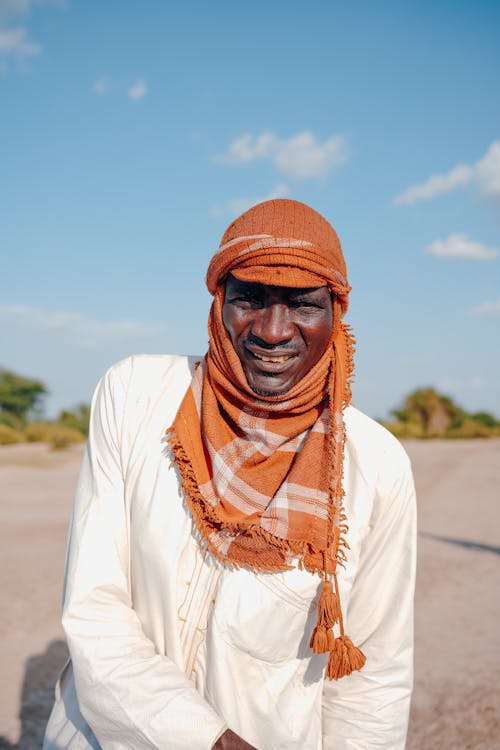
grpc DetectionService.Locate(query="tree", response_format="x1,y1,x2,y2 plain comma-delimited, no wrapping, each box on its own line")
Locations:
391,387,466,436
0,369,48,427
471,411,500,429
387,387,499,438
57,404,90,436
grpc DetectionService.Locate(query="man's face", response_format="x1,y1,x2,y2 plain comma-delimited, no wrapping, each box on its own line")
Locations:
222,274,333,396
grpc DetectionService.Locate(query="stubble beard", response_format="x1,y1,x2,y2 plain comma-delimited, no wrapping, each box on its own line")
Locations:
250,385,290,397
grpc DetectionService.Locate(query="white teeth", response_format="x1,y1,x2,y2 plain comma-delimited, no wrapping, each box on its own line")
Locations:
254,353,291,363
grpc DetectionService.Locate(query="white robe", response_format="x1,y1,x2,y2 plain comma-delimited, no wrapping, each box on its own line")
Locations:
43,354,416,750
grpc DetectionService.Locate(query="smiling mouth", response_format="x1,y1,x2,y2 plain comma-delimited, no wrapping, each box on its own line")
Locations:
244,347,299,366
251,353,294,364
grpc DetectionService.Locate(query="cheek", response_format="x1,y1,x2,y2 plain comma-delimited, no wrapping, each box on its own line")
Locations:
306,318,334,360
222,304,243,345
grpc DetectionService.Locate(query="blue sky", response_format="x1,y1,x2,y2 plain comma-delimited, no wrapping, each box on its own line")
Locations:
1,0,499,419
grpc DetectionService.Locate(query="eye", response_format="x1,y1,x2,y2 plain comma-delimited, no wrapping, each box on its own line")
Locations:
290,298,322,309
227,294,263,309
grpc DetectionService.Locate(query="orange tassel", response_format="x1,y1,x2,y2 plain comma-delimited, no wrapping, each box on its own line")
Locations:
326,635,366,680
326,628,336,651
309,578,341,658
309,625,330,654
317,579,340,628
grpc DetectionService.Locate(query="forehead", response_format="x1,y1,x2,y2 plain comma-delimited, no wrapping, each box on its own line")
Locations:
225,274,328,297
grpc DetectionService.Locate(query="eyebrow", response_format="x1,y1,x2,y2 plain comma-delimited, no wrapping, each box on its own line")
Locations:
288,288,325,297
228,280,325,296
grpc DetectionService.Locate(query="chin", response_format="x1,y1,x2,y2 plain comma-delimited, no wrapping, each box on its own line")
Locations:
250,386,290,397
244,367,297,398
248,377,294,397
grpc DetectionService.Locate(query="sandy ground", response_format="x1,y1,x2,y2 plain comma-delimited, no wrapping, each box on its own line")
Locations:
0,439,499,749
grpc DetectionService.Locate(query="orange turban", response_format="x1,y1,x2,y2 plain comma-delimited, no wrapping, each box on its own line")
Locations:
206,198,351,313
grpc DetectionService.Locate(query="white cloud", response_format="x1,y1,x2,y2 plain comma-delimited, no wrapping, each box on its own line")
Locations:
211,183,290,220
0,0,65,65
395,141,500,205
219,132,276,165
475,141,500,200
425,233,498,261
92,76,109,94
0,305,161,349
215,131,348,180
0,26,40,57
470,298,500,317
128,79,147,100
395,165,473,205
275,132,347,179
0,0,65,16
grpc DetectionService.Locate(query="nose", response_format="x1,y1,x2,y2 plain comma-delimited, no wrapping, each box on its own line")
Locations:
250,303,294,346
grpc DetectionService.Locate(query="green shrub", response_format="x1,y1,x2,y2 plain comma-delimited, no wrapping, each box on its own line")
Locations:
0,370,47,425
49,426,85,451
387,387,500,438
24,422,53,443
0,410,23,430
471,411,500,429
382,421,425,439
0,424,23,445
445,419,492,439
56,404,90,436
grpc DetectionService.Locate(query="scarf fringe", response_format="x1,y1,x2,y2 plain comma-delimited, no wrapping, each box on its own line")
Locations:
168,427,323,574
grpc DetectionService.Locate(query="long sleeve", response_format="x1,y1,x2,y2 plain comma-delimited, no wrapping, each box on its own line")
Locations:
61,362,227,750
322,440,417,749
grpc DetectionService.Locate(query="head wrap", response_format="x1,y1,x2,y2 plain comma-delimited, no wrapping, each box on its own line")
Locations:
168,199,365,680
207,198,350,309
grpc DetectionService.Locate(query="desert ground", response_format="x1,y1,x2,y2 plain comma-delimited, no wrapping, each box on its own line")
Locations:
0,439,499,749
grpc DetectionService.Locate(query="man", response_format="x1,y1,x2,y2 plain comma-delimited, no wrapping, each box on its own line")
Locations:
44,199,416,750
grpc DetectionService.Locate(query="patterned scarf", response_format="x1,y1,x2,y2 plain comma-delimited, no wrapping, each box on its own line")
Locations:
168,199,365,679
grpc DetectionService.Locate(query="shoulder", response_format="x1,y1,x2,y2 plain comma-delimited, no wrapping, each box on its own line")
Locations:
344,405,412,489
344,405,409,457
91,354,203,446
94,354,202,426
101,354,202,399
